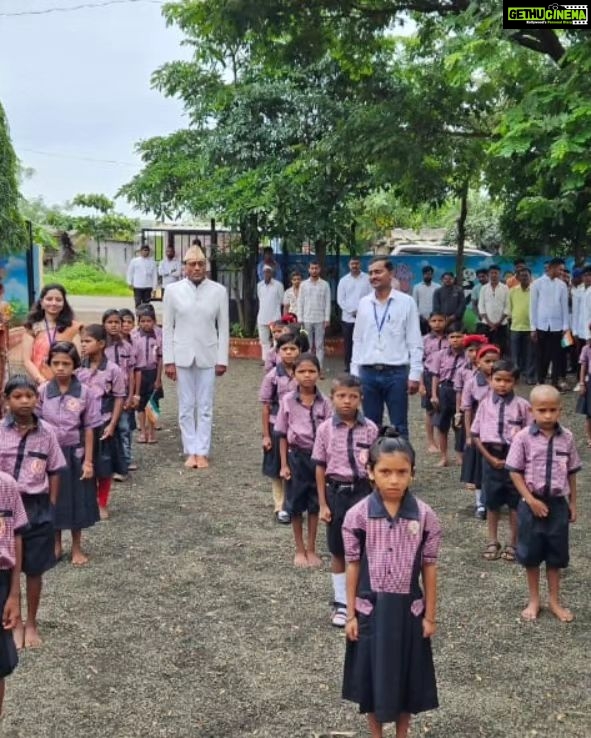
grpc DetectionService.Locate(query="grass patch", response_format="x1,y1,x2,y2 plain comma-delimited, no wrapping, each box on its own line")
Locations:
48,262,130,296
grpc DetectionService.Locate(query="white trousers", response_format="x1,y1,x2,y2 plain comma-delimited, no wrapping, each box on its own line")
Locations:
304,321,326,368
258,323,273,361
176,364,216,456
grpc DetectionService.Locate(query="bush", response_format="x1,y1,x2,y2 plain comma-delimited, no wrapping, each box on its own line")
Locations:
49,263,130,296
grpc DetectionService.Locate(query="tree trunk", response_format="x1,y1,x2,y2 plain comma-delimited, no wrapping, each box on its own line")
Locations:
455,182,469,282
240,214,260,336
315,237,327,269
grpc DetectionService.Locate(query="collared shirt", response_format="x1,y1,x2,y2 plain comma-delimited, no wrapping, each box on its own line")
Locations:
76,357,126,423
257,260,283,282
264,347,278,373
508,285,531,332
0,471,28,570
274,389,332,451
158,257,182,287
460,371,490,411
579,344,591,375
453,362,475,394
126,256,157,290
337,272,372,323
106,340,137,393
131,330,162,371
256,279,285,325
505,423,581,497
530,274,569,332
431,347,466,383
478,282,510,325
298,278,331,323
471,281,485,308
259,363,297,423
423,333,448,374
312,413,378,480
342,492,442,611
283,287,300,317
571,283,586,337
0,415,66,496
412,281,441,319
351,289,424,381
471,392,532,445
37,377,103,447
432,285,466,321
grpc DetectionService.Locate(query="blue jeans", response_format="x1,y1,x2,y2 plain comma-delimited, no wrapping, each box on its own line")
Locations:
510,330,536,382
359,365,410,438
117,409,133,467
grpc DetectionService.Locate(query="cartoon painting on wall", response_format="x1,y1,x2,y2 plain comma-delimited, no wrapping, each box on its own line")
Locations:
0,254,31,327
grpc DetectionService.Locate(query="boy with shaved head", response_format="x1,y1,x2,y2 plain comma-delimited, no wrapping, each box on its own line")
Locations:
506,385,581,623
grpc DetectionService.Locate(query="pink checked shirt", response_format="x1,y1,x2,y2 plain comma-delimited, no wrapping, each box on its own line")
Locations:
454,363,475,393
37,377,103,448
0,471,28,570
259,364,297,423
423,333,448,374
431,347,466,383
460,371,490,412
343,492,442,613
505,424,581,497
132,330,162,371
0,415,66,496
76,356,126,423
471,392,532,445
264,348,278,373
274,389,332,451
106,340,137,393
579,344,591,377
312,414,379,481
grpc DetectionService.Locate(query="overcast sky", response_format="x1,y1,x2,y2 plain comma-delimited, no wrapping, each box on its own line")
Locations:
0,0,189,215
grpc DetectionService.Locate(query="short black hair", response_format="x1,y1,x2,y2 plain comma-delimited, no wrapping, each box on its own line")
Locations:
429,311,445,319
294,352,321,371
446,321,465,335
491,359,518,378
119,308,135,321
548,257,565,267
517,267,531,275
476,268,488,276
82,323,107,343
192,238,203,247
4,374,38,397
369,256,393,272
488,264,501,272
331,374,362,393
441,271,455,279
368,427,415,471
102,309,122,324
48,340,81,369
422,265,434,273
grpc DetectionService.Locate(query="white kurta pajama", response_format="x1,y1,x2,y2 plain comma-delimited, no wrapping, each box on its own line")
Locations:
163,278,230,457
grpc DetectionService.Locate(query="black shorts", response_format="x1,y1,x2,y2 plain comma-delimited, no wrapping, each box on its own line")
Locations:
326,479,371,557
0,571,18,678
434,382,455,433
481,455,519,511
138,368,158,411
285,448,318,515
421,371,434,412
517,497,570,569
22,494,55,577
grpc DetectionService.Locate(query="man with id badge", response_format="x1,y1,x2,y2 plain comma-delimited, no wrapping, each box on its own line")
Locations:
350,257,423,438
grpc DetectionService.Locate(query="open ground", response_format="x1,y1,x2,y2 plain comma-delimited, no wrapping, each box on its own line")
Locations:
3,358,590,737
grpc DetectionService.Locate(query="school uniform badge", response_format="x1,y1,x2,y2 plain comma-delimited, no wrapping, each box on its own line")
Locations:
66,398,80,412
30,459,45,475
408,520,420,536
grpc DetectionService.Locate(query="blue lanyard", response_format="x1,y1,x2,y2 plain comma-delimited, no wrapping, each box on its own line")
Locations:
373,298,392,337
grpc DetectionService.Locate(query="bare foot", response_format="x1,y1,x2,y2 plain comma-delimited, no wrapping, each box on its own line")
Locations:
24,623,42,649
184,455,198,469
294,552,309,568
306,551,323,568
427,444,439,454
196,455,209,469
99,507,109,521
549,602,574,622
435,458,449,467
521,603,540,622
54,545,63,561
12,621,24,651
71,551,89,566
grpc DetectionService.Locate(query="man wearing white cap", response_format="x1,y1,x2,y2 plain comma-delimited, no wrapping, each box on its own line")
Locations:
257,265,284,361
163,243,230,469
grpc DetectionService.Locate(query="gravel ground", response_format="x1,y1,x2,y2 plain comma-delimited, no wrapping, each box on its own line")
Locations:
4,359,591,737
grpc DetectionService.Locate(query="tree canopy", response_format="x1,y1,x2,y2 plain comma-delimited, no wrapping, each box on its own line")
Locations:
0,102,28,254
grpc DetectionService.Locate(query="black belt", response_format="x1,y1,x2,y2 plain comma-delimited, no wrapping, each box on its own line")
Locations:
361,364,405,372
483,442,509,459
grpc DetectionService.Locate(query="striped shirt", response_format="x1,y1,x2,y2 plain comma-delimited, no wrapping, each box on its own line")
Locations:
0,471,28,570
471,391,531,445
298,278,331,323
312,413,378,480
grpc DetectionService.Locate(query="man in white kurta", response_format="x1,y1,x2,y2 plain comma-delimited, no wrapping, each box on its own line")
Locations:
163,245,230,469
256,266,285,361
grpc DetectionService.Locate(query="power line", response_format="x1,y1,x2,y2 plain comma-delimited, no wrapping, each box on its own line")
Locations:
18,147,138,167
0,0,164,17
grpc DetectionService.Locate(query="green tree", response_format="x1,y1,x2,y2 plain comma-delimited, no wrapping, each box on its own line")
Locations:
0,102,27,254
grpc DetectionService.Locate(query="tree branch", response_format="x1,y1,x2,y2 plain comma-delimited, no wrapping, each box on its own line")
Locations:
507,29,565,63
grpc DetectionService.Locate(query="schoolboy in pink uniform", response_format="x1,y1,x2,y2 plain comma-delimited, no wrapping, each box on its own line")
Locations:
506,385,580,623
419,312,448,453
472,360,531,562
0,471,28,716
132,307,163,444
0,375,66,649
313,374,378,627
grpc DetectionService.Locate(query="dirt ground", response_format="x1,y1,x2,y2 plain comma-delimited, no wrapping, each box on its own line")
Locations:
4,358,591,737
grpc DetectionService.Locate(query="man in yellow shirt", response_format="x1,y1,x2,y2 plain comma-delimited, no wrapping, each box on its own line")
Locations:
508,267,535,384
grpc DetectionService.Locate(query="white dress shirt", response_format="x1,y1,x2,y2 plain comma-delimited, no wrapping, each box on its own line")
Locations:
158,258,182,287
283,287,300,317
412,281,441,319
127,256,157,289
478,282,510,325
571,283,585,337
337,272,371,322
256,279,285,325
350,289,424,381
530,275,569,332
298,278,331,323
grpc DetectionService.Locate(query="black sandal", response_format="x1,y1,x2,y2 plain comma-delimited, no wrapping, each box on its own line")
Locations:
482,541,502,560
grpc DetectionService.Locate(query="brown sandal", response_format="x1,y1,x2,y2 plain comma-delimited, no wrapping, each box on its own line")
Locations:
482,542,502,560
501,545,516,562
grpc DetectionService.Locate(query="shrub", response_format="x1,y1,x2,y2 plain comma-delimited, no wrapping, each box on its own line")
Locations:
49,263,130,296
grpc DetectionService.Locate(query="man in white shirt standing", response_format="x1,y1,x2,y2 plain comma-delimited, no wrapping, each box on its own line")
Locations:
127,244,157,307
298,261,332,376
412,265,440,334
337,257,371,372
478,265,510,355
163,243,229,469
158,244,182,295
351,257,423,438
256,265,285,361
530,256,569,388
